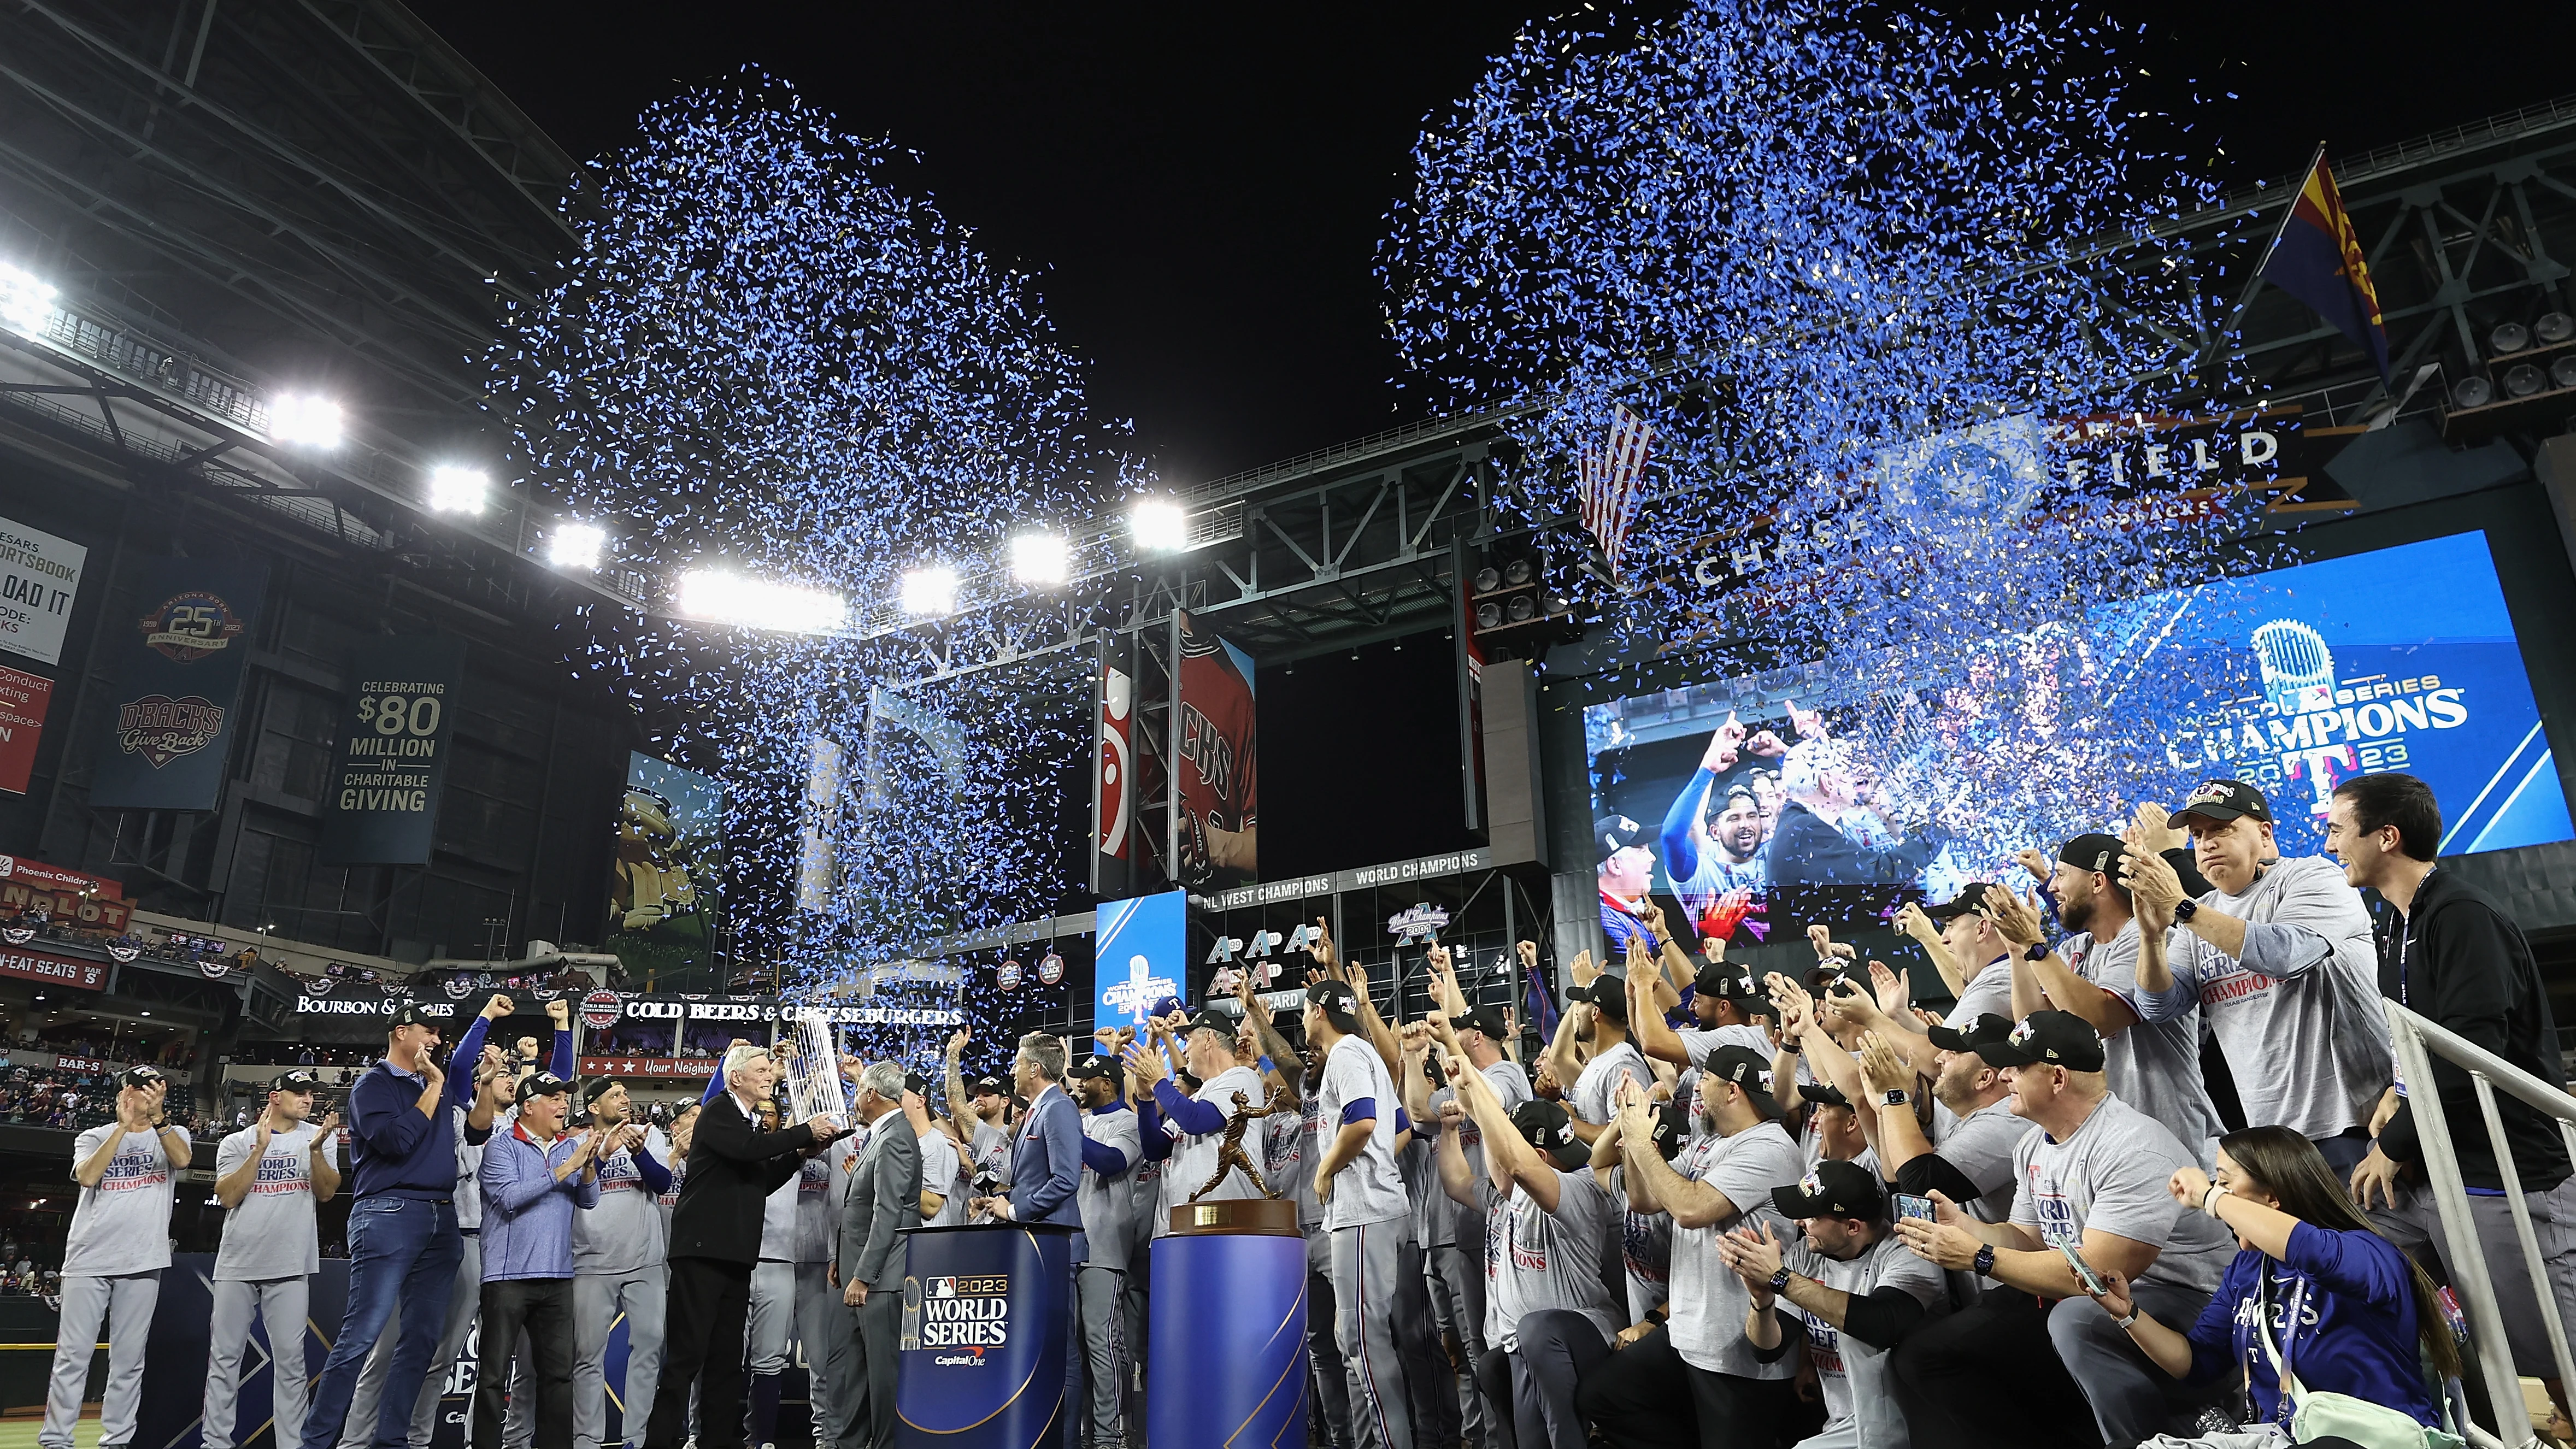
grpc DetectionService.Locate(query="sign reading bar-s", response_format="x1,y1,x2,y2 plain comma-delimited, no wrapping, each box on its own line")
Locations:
0,515,86,667
87,561,267,812
320,637,467,865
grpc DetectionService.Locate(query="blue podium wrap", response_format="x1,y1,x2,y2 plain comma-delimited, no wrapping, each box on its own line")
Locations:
897,1223,1075,1448
1147,1233,1308,1449
136,1256,352,1449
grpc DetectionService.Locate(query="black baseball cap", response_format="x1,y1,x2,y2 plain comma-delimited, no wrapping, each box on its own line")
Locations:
387,1002,438,1030
579,1076,622,1105
1923,882,2007,921
1771,1160,1886,1221
1585,970,1631,1024
1693,962,1762,1001
1643,1098,1690,1160
903,1071,931,1098
1303,980,1361,1026
1185,1007,1243,1038
1594,815,1649,863
1509,1098,1590,1170
118,1064,166,1090
1700,1045,1785,1120
1926,1012,2015,1053
2057,833,2128,875
270,1069,321,1093
971,1075,1009,1098
515,1071,572,1106
2173,779,2272,826
1449,1006,1509,1041
1068,1056,1123,1089
1797,1082,1852,1110
1975,1011,2108,1073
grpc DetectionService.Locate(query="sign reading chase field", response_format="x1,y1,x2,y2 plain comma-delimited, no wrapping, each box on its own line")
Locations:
320,638,466,865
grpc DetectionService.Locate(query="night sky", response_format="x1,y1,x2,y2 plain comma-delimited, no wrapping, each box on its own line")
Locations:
412,1,2571,484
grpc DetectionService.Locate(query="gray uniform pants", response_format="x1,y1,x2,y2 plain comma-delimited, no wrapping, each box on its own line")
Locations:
746,1262,835,1378
574,1265,666,1449
1328,1221,1413,1449
1393,1241,1453,1449
342,1236,492,1449
2378,1172,2576,1377
206,1276,314,1449
1075,1265,1125,1445
839,1287,901,1449
2046,1277,2211,1445
1425,1243,1493,1449
42,1271,158,1449
1304,1233,1352,1448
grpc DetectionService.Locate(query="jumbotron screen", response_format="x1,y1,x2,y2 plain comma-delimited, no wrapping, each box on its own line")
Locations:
1583,531,2571,945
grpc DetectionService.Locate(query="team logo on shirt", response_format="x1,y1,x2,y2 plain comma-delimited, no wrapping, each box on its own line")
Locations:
99,1144,168,1191
251,1147,308,1195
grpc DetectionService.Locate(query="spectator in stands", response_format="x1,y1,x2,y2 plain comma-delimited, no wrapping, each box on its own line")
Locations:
2332,772,2576,1410
2081,1125,2456,1438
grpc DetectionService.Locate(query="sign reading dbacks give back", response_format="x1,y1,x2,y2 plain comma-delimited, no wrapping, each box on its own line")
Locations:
89,560,267,812
320,637,467,865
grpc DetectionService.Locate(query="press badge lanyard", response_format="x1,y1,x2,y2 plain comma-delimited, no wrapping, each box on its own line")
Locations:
2396,866,2436,1008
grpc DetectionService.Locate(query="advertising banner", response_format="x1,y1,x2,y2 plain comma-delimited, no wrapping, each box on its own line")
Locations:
0,854,131,932
0,514,85,666
87,560,267,811
319,637,467,864
0,663,51,793
0,945,110,991
607,753,725,982
1174,611,1257,886
1093,889,1185,1032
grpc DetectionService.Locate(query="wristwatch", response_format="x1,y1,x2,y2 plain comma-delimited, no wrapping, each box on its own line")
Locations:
1973,1244,1997,1277
2115,1309,2140,1330
2023,942,2050,963
2173,899,2199,924
1879,1088,1910,1108
1768,1267,1794,1295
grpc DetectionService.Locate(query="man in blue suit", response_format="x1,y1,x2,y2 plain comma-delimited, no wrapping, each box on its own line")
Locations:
969,1033,1084,1447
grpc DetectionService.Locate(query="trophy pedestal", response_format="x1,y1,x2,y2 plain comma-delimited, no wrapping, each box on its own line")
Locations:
1148,1226,1307,1447
1167,1196,1300,1236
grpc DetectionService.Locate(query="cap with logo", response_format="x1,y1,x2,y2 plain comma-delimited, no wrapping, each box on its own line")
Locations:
270,1069,322,1094
1796,1082,1852,1110
1922,881,2006,922
1594,815,1649,864
1184,1007,1242,1039
1068,1055,1124,1089
1574,969,1631,1025
1699,1044,1784,1119
1304,980,1361,1025
1148,995,1186,1022
903,1070,931,1098
2173,779,2273,826
387,1002,437,1030
1693,962,1763,1002
2056,833,2128,876
1925,1012,2016,1054
515,1071,572,1106
1643,1098,1691,1161
119,1064,167,1091
1974,1010,2108,1073
1509,1098,1590,1169
1771,1160,1886,1221
972,1075,1009,1098
579,1076,621,1106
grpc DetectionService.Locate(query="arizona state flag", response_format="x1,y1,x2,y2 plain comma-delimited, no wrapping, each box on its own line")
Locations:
2259,150,2389,378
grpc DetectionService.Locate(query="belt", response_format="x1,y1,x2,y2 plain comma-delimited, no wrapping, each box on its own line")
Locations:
461,1228,480,1236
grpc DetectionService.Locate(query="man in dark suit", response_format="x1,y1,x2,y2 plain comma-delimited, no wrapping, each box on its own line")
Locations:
640,1045,844,1449
834,1061,917,1449
968,1033,1084,1449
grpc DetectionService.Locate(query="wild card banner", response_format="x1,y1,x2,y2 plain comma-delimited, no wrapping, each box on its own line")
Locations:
319,637,467,864
87,560,267,811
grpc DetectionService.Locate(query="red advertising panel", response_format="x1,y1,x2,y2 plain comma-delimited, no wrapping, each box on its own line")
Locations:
0,946,110,991
578,1056,711,1080
0,663,50,794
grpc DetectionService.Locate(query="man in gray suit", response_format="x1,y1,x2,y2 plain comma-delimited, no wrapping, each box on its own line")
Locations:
835,1061,918,1449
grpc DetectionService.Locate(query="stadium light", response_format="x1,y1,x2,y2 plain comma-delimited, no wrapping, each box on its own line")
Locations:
1129,497,1189,552
269,393,345,449
677,569,847,634
899,564,958,616
548,522,607,570
427,466,489,515
0,261,57,336
1010,532,1071,586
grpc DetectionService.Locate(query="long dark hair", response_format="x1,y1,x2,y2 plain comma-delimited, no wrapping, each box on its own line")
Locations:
2219,1126,2462,1381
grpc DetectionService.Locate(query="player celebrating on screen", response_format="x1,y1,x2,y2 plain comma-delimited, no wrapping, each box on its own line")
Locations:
1660,714,1771,928
1765,739,1940,887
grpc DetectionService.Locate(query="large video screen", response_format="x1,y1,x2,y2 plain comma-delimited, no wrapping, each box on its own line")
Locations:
1584,531,2571,946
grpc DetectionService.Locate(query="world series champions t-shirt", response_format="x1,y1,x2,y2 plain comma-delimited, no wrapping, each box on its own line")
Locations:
2010,1094,2235,1295
66,1122,191,1277
575,1126,671,1277
1667,1121,1804,1379
2059,921,2222,1164
214,1123,322,1281
1777,1230,1947,1446
1481,1168,1622,1352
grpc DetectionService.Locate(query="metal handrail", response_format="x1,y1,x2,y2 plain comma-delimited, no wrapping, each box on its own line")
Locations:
2383,998,2576,1449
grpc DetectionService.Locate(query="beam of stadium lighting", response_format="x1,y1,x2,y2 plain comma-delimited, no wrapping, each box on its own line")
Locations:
269,393,345,449
0,261,57,336
1010,532,1071,586
1128,497,1189,552
677,569,848,634
427,466,490,515
548,522,607,570
899,564,959,616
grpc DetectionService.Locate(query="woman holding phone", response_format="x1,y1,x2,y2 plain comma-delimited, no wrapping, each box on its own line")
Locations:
2083,1124,2456,1444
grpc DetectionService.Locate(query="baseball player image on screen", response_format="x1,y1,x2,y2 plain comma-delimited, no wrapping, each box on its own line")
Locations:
1175,610,1257,885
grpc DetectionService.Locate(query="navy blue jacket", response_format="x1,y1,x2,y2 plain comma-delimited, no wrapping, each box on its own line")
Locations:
1010,1083,1086,1256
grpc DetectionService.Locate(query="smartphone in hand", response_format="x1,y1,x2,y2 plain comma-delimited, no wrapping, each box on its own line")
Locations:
1894,1193,1936,1222
2055,1241,2110,1297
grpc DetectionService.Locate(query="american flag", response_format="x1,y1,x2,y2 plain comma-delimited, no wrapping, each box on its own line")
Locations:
1579,402,1655,572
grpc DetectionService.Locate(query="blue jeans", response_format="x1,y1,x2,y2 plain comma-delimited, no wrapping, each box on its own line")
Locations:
299,1197,464,1449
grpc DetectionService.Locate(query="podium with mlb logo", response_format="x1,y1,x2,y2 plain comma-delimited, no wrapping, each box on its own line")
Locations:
895,1223,1074,1449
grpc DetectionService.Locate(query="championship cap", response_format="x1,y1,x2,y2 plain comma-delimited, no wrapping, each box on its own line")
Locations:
1699,1044,1785,1119
1796,1081,1852,1110
1148,994,1186,1021
1925,1012,2015,1054
1922,881,2007,922
118,1064,166,1091
579,1076,622,1106
515,1071,572,1106
2173,779,2273,826
1771,1161,1886,1221
1303,980,1362,1026
1693,962,1763,1002
2057,833,2128,876
1184,1007,1241,1039
1974,1011,2108,1073
1068,1055,1123,1090
1448,1005,1509,1041
971,1075,1009,1098
387,1002,437,1030
270,1069,321,1093
1509,1098,1590,1170
1642,1098,1691,1161
1582,969,1631,1025
903,1071,931,1098
1593,815,1649,863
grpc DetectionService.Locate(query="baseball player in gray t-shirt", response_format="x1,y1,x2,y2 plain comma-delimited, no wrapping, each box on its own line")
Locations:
45,1065,192,1449
205,1071,341,1449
